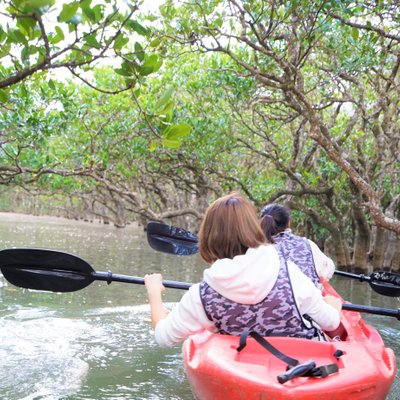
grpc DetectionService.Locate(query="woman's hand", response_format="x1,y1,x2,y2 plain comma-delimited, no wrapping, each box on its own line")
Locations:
144,273,165,295
144,273,168,328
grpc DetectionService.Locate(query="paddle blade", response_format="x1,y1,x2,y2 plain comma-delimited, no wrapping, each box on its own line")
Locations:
369,271,400,297
371,271,400,286
369,280,400,297
0,248,95,293
147,221,199,256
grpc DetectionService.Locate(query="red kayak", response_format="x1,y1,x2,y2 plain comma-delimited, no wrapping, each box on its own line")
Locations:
182,282,396,399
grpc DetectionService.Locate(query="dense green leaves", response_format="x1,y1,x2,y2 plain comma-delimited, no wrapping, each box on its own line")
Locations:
0,0,399,268
0,0,159,94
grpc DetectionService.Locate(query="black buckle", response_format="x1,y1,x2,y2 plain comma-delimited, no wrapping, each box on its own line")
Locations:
310,363,339,378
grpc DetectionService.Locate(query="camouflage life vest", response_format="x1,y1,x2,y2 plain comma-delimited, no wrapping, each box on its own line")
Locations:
273,231,321,288
199,248,319,339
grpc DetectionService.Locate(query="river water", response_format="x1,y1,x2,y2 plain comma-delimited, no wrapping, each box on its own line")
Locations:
0,212,399,399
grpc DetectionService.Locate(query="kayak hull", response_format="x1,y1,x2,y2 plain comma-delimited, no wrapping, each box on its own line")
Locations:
182,283,396,400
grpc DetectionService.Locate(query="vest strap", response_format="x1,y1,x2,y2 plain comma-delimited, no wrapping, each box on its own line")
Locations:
302,313,327,341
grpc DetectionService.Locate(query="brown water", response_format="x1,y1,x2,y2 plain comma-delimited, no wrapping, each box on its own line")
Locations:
0,213,398,399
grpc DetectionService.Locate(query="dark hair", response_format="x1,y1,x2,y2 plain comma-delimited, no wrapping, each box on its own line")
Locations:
260,203,291,243
198,192,266,264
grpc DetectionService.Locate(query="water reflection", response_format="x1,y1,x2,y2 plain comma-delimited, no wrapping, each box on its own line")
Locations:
0,213,399,399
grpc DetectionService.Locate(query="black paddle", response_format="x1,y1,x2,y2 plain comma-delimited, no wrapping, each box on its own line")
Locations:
0,248,190,292
146,221,400,297
0,248,399,320
146,222,199,256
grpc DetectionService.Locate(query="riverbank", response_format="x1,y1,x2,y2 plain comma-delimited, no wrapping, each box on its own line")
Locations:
0,211,140,230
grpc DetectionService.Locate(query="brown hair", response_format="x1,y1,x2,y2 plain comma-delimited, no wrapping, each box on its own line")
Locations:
198,192,266,264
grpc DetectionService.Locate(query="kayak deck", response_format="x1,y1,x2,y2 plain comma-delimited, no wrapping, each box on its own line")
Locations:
182,283,396,400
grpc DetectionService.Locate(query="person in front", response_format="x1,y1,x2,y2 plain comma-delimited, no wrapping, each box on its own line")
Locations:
260,203,336,288
144,192,342,347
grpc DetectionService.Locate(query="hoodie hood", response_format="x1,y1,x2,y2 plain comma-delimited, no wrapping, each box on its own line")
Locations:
202,244,280,304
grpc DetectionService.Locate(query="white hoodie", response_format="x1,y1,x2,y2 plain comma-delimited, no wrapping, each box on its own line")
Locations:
154,245,340,347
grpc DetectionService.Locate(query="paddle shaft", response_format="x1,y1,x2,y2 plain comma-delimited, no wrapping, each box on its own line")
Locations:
93,271,191,290
334,270,371,282
341,303,400,319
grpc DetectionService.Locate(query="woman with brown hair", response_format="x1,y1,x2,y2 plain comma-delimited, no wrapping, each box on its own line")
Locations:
145,192,341,347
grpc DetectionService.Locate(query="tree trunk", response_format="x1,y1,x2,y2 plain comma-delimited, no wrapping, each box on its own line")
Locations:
352,232,370,271
370,227,388,269
347,182,370,271
390,240,400,272
382,196,400,271
329,228,352,269
383,231,400,271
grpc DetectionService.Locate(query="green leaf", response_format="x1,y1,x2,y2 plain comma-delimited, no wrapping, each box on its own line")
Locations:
114,34,129,51
28,0,54,9
134,42,144,62
115,60,136,76
92,4,104,21
21,46,30,63
133,88,140,97
17,17,37,38
82,3,103,23
48,79,56,90
162,138,183,148
28,45,38,55
149,141,158,152
150,38,161,47
351,27,359,41
115,68,131,77
139,54,163,76
139,66,153,76
82,6,94,22
58,2,80,23
84,34,101,49
20,84,28,98
8,29,28,46
80,0,92,7
0,89,10,103
51,25,65,44
159,104,174,124
154,87,174,110
165,124,191,140
0,25,6,43
128,20,148,36
17,0,54,14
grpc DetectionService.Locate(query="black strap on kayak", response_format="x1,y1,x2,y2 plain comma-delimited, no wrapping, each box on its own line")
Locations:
236,331,342,383
236,331,299,367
